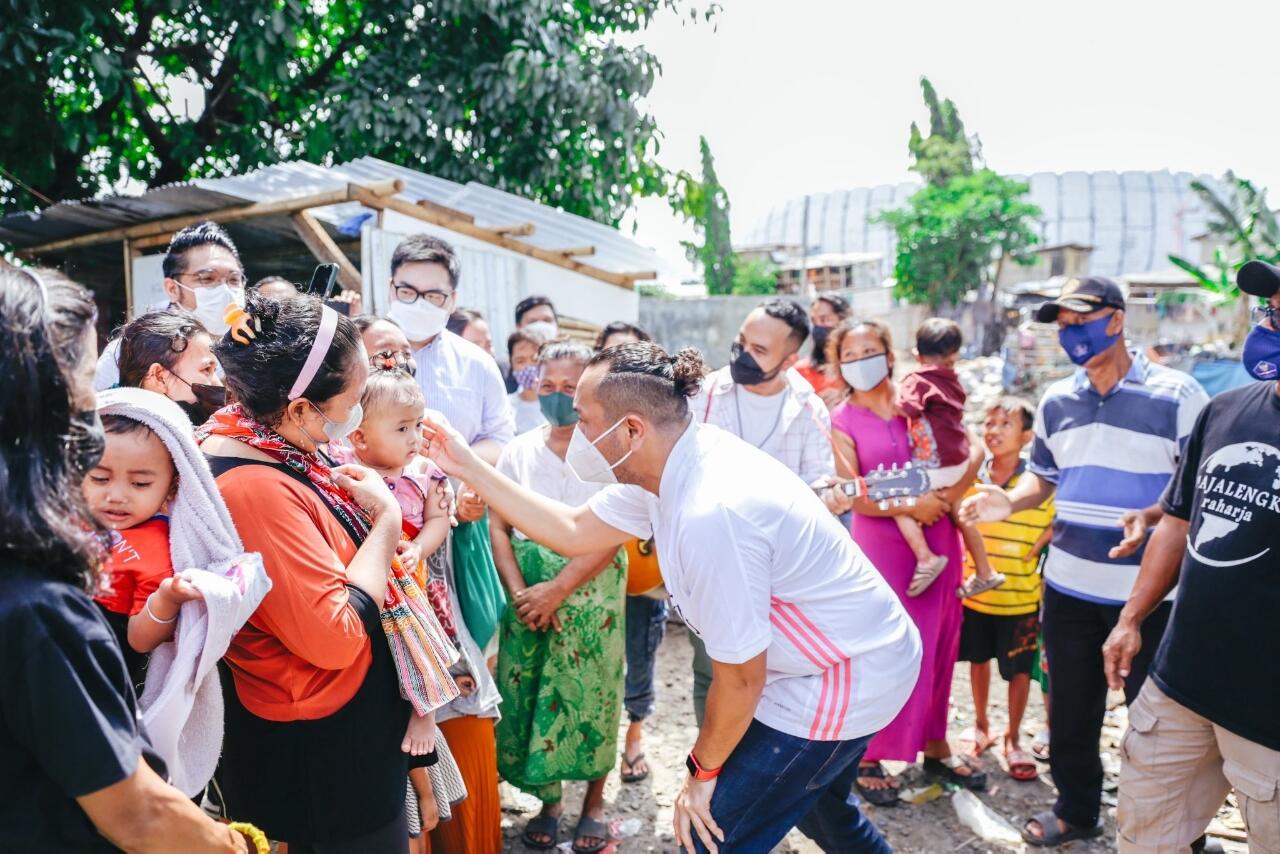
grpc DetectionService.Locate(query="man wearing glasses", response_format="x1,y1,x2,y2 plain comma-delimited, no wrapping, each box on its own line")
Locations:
961,276,1209,847
386,233,515,487
95,221,245,390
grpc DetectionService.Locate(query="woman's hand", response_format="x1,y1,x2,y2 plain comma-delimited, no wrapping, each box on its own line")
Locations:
455,486,486,523
908,491,949,525
514,581,566,632
332,464,400,524
421,416,480,481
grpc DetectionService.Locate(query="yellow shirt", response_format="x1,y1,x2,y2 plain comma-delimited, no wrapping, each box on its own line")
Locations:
962,462,1054,617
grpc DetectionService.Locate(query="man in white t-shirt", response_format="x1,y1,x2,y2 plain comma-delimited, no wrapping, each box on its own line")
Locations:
687,297,853,725
423,341,920,853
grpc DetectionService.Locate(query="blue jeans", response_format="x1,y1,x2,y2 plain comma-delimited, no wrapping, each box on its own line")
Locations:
688,720,890,853
624,595,668,722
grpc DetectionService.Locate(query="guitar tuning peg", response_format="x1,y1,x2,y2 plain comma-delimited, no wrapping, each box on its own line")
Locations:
890,462,899,471
876,463,885,472
877,500,889,511
907,497,917,507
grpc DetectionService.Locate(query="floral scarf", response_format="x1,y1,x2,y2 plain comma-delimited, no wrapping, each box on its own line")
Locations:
199,405,458,715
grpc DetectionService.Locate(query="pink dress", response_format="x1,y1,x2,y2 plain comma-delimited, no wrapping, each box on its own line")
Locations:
831,400,963,763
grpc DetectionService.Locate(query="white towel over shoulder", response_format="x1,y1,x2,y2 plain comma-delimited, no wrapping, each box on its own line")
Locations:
140,555,270,795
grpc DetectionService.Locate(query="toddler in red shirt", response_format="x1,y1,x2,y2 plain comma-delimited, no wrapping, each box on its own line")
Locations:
83,414,201,685
897,319,1004,599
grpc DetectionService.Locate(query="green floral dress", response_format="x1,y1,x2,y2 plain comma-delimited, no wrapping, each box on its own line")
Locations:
495,536,627,803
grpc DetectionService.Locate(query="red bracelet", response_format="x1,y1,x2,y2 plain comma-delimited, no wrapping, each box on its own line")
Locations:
686,752,723,781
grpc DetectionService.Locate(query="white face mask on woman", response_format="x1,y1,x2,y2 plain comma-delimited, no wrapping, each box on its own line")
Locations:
566,416,633,484
839,353,890,392
387,298,449,342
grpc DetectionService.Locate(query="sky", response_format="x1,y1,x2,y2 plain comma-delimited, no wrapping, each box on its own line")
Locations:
620,0,1280,278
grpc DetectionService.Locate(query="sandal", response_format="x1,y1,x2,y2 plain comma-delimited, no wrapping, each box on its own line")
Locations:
956,572,1007,599
1031,730,1050,762
620,751,649,784
923,754,988,791
956,726,996,756
1006,748,1038,781
522,813,561,850
907,555,949,597
1021,810,1104,847
854,762,901,807
572,815,610,854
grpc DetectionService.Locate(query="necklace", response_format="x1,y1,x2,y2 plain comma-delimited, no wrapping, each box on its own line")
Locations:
734,384,787,449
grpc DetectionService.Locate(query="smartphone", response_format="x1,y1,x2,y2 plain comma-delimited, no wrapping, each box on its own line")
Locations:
308,263,351,315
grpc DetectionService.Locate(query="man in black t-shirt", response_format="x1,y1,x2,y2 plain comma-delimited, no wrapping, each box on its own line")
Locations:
1103,259,1280,853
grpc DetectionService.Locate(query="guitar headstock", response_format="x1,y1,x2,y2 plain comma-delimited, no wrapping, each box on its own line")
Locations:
861,462,933,509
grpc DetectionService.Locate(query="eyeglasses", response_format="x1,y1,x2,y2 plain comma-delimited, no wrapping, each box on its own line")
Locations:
177,269,246,289
1252,305,1280,327
393,283,451,307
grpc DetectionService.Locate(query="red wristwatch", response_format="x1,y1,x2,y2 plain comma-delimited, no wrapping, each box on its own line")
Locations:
686,752,723,781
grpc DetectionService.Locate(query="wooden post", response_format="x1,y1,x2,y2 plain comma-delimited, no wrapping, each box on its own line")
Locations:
290,209,363,292
553,246,596,257
122,239,140,319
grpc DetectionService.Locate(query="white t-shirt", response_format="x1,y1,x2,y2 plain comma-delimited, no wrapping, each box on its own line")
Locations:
94,338,123,391
588,421,921,742
509,392,548,435
497,429,601,540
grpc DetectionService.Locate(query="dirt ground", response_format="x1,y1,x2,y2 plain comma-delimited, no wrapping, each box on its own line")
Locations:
499,620,1249,853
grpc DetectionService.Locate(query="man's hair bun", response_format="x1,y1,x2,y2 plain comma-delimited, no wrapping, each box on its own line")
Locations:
670,348,706,398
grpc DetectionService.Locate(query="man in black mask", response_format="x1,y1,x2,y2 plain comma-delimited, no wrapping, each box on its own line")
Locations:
687,297,853,723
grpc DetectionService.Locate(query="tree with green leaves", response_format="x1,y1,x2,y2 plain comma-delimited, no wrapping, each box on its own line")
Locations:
878,77,1040,310
670,135,738,294
0,0,712,225
1168,172,1280,302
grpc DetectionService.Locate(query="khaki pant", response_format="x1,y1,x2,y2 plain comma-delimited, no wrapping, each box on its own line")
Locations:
1118,679,1280,853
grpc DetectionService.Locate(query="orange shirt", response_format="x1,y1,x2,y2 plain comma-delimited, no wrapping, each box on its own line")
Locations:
214,463,372,722
795,359,839,397
94,516,173,617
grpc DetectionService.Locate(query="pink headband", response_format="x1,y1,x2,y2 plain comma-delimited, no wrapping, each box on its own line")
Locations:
288,305,339,401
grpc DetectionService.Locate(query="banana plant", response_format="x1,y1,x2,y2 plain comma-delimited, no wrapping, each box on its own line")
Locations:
1168,172,1280,304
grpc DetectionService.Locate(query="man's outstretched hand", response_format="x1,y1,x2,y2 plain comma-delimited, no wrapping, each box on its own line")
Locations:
420,415,478,480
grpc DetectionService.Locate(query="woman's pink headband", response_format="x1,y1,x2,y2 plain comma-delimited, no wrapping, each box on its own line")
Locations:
288,305,339,401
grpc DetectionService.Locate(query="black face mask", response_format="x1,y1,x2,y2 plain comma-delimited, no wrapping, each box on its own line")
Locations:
171,372,228,425
729,341,783,386
68,409,106,477
811,325,832,364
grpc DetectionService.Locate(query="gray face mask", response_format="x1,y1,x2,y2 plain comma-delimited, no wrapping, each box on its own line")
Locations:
839,353,890,392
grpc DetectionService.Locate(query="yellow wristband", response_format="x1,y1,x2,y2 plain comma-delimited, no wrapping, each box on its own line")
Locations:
228,821,269,854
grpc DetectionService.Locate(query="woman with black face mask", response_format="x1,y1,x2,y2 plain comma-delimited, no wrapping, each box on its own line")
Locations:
0,267,261,852
116,309,228,425
795,294,852,407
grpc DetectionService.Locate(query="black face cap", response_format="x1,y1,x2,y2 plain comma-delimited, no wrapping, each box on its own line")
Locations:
1035,276,1126,323
1238,260,1280,299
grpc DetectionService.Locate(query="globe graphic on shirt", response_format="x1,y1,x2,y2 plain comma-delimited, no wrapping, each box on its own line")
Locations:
1187,441,1280,567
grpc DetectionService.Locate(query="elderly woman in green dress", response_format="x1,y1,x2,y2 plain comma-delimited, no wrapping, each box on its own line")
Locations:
490,338,627,854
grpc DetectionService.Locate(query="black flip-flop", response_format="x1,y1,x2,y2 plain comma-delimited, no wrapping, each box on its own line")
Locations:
572,815,610,854
1021,810,1104,847
522,813,561,850
620,751,649,784
854,763,901,807
923,754,988,791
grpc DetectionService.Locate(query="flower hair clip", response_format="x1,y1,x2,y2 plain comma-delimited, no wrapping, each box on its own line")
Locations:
224,304,260,345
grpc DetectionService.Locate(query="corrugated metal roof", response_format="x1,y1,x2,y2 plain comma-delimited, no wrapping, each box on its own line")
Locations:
0,156,672,278
745,170,1225,280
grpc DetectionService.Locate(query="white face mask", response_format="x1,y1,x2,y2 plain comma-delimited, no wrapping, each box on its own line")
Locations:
306,400,364,445
840,353,890,392
387,298,449,342
523,320,559,341
566,415,633,484
177,283,243,334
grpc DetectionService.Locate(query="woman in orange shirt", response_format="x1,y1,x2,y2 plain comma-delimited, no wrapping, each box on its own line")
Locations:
200,293,409,851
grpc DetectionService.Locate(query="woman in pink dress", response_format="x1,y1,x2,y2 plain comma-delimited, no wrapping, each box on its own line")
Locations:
827,319,987,805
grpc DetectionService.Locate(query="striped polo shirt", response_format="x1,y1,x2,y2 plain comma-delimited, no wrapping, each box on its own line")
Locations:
1030,350,1209,604
962,463,1054,617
